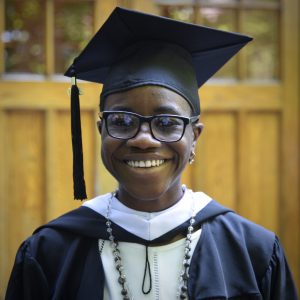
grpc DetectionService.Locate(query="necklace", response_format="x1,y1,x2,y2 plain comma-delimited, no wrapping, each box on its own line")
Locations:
104,190,196,300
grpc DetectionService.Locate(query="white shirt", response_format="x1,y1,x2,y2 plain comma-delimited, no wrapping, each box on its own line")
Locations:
83,188,211,299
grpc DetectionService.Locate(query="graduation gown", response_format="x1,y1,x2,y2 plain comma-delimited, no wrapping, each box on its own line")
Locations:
5,200,298,300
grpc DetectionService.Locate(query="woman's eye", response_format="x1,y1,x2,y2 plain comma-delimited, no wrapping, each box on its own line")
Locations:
110,114,134,127
155,117,180,128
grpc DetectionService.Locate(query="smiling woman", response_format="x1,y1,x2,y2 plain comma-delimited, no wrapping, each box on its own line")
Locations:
5,6,298,300
99,86,202,212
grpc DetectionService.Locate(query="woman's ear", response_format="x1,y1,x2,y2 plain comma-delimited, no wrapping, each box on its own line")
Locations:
192,122,204,144
97,120,102,135
188,122,203,165
190,122,203,152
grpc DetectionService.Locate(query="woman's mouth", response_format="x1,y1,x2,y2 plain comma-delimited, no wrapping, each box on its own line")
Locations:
125,159,165,168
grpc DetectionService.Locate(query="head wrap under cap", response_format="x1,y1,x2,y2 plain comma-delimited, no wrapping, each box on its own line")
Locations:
100,41,200,115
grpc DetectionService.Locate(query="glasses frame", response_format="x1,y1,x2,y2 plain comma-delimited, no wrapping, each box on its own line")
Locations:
99,110,199,143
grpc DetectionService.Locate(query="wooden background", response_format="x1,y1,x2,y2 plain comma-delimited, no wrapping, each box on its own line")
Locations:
0,0,299,298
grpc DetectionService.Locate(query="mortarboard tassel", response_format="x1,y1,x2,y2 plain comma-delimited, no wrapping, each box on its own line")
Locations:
70,73,87,200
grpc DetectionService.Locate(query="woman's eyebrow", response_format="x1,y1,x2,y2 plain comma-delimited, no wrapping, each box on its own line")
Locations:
153,105,182,115
106,106,134,112
105,105,183,115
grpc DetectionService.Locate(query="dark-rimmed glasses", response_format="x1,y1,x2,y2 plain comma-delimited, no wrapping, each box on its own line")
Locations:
100,111,199,142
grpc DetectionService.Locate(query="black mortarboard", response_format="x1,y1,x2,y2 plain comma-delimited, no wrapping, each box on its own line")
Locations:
65,7,252,200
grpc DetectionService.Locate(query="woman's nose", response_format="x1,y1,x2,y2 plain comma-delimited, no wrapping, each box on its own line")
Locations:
126,123,161,149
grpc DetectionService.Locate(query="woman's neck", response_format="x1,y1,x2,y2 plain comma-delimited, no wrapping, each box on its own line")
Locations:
116,182,184,212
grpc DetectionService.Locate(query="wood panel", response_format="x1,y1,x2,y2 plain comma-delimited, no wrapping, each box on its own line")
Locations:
45,110,84,220
0,111,46,297
0,82,280,111
0,110,8,298
238,112,280,232
0,82,100,110
193,112,238,209
46,106,116,220
281,0,300,289
5,110,45,239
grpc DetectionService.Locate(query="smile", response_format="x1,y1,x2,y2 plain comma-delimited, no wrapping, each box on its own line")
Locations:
126,160,165,168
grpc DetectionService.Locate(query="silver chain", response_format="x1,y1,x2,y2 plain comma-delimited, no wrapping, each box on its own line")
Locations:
102,190,196,300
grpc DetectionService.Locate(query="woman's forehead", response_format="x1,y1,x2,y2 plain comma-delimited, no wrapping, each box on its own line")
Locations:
102,85,193,115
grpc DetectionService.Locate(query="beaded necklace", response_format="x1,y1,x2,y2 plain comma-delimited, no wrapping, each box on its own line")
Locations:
104,191,196,300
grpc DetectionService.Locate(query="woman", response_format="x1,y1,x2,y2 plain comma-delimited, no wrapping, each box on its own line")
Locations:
6,7,297,300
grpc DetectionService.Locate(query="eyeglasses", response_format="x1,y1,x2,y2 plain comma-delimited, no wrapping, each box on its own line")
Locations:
100,111,199,142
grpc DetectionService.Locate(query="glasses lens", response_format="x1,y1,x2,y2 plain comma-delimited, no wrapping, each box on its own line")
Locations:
106,113,139,139
152,116,184,142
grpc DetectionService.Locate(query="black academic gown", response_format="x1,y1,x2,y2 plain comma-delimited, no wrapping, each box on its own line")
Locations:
5,200,298,300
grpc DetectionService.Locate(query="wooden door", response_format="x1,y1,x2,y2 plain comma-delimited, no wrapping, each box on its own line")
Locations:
0,0,299,298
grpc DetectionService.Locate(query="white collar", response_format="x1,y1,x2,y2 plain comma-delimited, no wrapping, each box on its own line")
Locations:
83,187,211,241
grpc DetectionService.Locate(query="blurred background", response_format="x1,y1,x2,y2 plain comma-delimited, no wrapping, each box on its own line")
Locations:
0,0,299,298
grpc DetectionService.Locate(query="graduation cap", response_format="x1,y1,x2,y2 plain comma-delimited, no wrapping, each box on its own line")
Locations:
65,6,252,200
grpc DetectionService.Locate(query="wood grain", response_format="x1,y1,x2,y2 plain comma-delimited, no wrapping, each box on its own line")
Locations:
0,0,299,297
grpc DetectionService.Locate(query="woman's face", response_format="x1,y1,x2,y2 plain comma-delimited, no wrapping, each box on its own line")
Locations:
98,86,203,211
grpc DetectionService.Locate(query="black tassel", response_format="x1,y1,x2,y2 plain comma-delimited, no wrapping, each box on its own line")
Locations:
70,78,87,200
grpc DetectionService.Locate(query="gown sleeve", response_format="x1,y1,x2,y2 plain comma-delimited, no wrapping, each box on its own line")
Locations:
260,236,298,300
5,240,49,300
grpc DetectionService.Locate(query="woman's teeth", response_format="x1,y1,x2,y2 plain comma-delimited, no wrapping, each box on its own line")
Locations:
126,160,165,168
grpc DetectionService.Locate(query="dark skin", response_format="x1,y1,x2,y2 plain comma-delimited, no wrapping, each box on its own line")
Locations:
97,86,203,212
